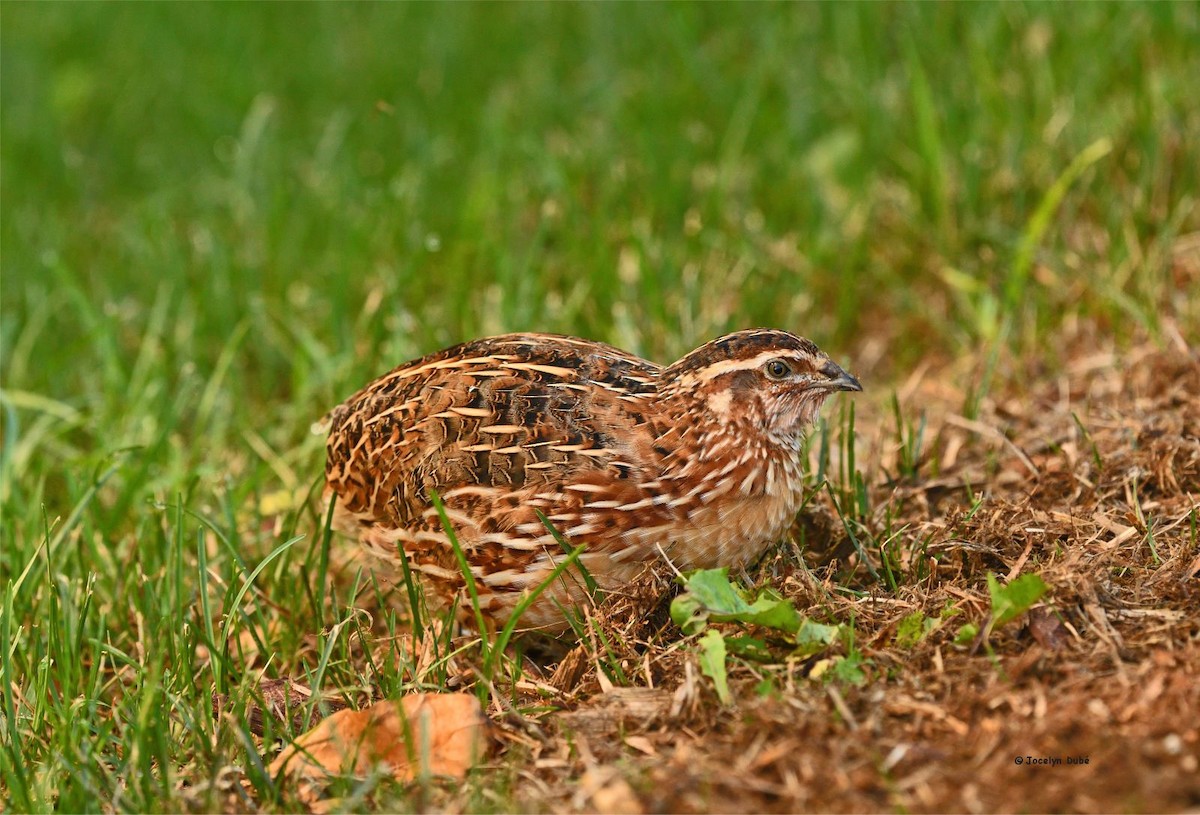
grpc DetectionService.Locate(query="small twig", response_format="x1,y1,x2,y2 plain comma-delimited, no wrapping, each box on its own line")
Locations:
825,685,858,731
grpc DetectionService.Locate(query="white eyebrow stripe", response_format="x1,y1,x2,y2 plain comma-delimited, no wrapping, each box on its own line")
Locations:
687,350,808,383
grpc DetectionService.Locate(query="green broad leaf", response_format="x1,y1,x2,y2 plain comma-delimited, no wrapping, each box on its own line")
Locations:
735,591,803,634
954,622,979,645
675,569,841,675
673,568,802,634
794,619,841,655
754,678,780,699
679,568,752,615
988,572,1049,628
723,635,773,662
895,611,926,648
895,611,940,649
827,652,867,686
698,629,731,704
670,593,709,636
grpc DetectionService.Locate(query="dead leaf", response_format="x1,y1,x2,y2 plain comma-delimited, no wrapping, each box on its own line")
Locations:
576,767,644,815
1028,607,1068,652
269,693,487,788
624,735,658,757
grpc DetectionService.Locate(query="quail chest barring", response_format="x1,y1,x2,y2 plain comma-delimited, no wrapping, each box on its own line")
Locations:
323,329,862,633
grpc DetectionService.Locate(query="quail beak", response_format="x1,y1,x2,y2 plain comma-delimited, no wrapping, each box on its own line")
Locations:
818,360,863,392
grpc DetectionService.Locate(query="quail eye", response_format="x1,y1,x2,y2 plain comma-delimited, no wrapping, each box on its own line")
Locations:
764,358,792,380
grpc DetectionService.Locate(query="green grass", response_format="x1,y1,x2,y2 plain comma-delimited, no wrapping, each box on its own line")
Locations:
2,3,1198,811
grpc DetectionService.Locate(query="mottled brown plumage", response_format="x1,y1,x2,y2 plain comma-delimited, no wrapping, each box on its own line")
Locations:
323,329,861,633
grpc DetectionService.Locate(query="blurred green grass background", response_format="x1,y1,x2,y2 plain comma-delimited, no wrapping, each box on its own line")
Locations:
6,2,1197,500
1,3,1198,810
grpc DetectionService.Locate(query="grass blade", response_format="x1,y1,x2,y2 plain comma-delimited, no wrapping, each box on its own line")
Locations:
215,534,306,683
430,489,490,661
1006,137,1114,312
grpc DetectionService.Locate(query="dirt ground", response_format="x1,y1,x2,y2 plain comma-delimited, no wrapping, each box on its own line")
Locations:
475,332,1199,814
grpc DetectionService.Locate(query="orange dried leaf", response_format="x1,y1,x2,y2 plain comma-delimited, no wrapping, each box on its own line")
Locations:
269,693,487,786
